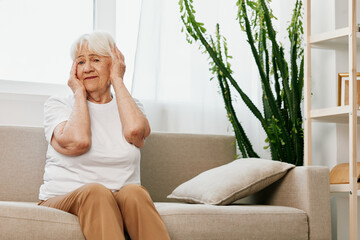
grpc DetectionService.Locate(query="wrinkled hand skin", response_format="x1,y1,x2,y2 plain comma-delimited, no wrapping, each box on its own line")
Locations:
109,44,126,84
68,60,86,95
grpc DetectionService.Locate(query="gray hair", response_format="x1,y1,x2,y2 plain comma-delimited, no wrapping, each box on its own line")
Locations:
70,31,115,60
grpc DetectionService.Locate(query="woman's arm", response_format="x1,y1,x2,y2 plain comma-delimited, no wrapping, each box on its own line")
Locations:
110,46,151,148
51,61,92,156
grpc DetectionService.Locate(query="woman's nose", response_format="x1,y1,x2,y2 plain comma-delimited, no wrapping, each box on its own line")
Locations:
84,62,94,72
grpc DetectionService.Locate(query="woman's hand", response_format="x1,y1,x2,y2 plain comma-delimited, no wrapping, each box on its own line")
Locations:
68,60,86,95
109,44,126,85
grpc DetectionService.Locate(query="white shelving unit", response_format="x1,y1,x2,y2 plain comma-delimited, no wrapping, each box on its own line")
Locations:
304,0,358,239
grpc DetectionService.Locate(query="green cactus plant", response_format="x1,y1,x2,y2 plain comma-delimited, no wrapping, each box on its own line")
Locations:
179,0,304,165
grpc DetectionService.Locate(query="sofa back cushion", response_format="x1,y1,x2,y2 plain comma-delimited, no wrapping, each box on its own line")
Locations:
0,126,236,202
0,126,47,202
140,132,236,202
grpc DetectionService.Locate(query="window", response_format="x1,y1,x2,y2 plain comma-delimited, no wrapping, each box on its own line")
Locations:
0,0,93,85
0,0,142,95
116,0,142,91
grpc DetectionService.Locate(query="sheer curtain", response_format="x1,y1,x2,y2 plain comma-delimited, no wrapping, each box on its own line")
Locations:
131,0,296,158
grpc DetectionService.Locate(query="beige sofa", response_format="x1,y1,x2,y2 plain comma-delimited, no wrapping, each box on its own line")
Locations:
0,126,331,240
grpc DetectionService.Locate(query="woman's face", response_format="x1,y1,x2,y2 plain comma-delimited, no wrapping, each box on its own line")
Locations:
75,43,112,94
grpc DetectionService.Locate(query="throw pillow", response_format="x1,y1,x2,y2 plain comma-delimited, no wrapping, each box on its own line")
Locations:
167,158,295,205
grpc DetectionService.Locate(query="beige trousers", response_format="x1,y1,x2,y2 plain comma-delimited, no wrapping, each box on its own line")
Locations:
38,183,170,240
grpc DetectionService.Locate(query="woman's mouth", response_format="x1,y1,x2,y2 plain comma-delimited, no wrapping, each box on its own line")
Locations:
84,76,97,80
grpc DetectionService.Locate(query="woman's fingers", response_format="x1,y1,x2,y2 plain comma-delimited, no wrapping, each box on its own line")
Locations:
112,44,125,61
111,44,118,58
116,47,124,61
109,44,126,83
70,60,78,79
68,60,86,94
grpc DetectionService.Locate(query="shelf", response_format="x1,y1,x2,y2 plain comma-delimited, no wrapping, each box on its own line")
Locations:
330,183,360,195
310,28,360,49
305,0,359,238
311,27,349,43
310,106,360,123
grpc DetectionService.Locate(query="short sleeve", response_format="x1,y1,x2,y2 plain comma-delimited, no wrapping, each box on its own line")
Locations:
43,95,73,143
133,98,146,117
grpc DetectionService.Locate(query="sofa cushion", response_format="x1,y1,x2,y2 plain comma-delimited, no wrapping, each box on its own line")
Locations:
167,158,295,205
156,202,308,240
0,201,85,240
0,201,308,240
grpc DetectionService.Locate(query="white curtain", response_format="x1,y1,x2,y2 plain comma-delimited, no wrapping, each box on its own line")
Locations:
131,0,296,158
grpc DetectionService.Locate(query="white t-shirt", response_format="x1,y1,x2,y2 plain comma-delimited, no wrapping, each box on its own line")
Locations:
39,95,144,201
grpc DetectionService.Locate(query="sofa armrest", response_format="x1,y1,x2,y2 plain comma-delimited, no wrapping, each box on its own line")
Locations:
253,166,331,240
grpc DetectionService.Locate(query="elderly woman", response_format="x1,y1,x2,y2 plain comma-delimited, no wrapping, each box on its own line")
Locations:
38,32,170,240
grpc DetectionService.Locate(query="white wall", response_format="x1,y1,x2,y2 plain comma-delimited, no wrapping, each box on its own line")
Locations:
0,80,71,126
0,93,48,127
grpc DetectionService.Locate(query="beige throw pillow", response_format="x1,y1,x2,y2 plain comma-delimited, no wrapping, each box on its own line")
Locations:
167,158,295,205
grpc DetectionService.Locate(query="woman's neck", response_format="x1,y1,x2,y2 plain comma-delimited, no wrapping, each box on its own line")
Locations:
87,90,113,104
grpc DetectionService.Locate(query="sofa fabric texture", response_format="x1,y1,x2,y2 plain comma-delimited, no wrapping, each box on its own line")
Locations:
0,201,308,240
167,158,295,205
0,126,331,240
0,201,84,240
156,202,308,240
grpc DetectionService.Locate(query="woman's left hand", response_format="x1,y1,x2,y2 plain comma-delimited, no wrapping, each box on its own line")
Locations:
109,44,126,85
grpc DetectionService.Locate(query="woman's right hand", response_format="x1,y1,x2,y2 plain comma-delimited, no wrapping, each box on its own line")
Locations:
68,60,86,95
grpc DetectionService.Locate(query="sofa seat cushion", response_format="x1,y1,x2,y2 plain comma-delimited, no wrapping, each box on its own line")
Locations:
155,202,309,240
0,201,308,240
0,201,85,240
